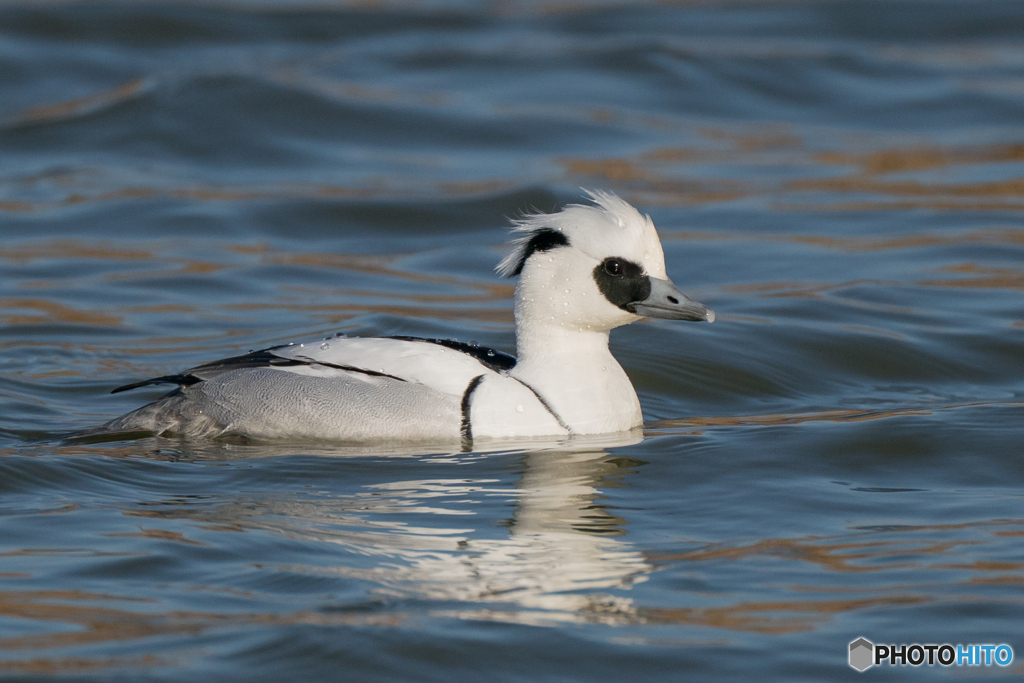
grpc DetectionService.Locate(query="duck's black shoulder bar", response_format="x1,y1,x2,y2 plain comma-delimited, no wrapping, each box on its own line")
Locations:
388,336,517,373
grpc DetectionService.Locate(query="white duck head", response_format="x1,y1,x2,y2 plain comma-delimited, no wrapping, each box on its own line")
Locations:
497,190,714,339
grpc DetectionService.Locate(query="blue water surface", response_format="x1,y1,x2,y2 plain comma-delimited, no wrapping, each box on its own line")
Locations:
1,1,1023,681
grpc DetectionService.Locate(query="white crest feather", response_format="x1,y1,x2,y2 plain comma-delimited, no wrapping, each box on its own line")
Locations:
496,190,657,278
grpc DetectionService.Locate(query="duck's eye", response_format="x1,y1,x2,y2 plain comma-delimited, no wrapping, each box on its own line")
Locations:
603,259,623,276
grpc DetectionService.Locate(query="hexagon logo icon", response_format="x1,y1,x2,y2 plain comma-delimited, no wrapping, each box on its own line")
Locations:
849,638,874,671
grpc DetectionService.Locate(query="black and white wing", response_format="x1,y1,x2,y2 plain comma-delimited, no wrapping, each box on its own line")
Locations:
112,336,517,399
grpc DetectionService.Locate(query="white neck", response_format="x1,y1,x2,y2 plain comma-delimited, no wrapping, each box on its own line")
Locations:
509,283,642,435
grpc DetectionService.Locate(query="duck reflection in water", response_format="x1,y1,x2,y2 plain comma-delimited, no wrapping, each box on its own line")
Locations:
127,437,650,625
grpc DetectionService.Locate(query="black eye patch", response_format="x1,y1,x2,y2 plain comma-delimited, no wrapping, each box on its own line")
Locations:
592,257,651,311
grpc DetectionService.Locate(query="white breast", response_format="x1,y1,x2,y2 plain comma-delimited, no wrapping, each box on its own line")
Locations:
467,374,568,439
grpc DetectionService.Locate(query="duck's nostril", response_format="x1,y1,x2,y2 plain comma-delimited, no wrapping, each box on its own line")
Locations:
667,296,679,304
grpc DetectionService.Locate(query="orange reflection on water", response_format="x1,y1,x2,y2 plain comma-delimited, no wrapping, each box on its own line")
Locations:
649,401,1024,435
0,654,162,676
921,263,1024,290
8,78,154,127
640,518,1024,633
0,239,513,337
722,277,890,299
818,142,1024,176
648,535,977,574
0,298,122,327
787,176,1024,199
0,182,384,213
648,406,934,432
1,241,155,263
562,156,748,206
783,133,1024,210
2,126,1023,215
559,129,1024,211
228,300,512,325
103,528,207,547
699,126,803,152
235,244,513,297
639,595,927,634
662,226,1024,252
0,588,403,671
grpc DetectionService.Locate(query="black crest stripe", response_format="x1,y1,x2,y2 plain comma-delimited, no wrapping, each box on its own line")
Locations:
508,228,570,277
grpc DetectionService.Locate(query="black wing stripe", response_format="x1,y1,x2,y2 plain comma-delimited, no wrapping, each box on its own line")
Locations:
293,359,406,382
186,349,303,375
110,374,204,394
111,348,406,394
461,374,486,443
